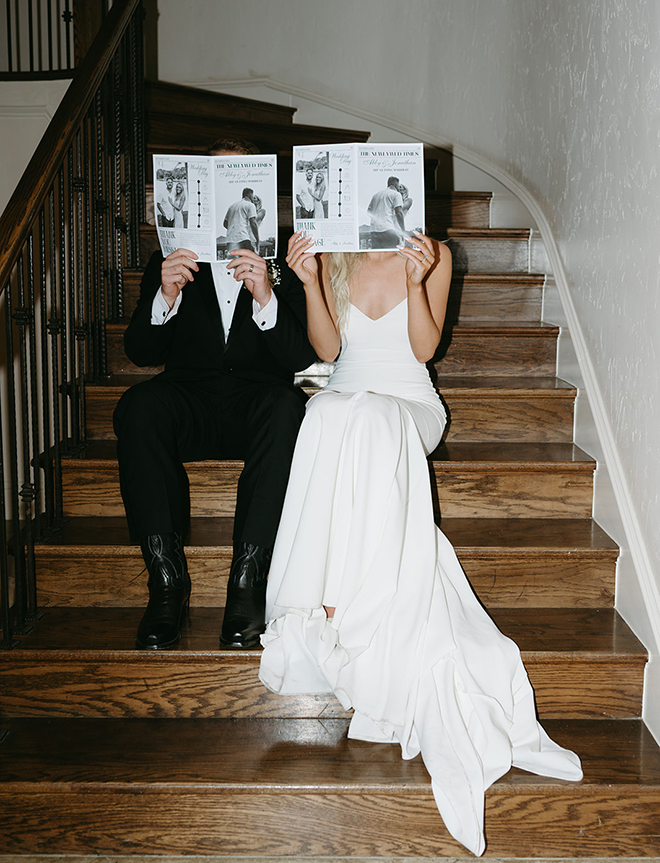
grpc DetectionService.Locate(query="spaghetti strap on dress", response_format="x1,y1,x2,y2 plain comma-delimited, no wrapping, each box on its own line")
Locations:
259,299,582,856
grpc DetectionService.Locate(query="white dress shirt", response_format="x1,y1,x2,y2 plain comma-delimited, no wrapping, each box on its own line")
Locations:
150,261,278,338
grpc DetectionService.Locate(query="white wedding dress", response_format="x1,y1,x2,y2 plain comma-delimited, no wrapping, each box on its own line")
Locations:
259,298,582,856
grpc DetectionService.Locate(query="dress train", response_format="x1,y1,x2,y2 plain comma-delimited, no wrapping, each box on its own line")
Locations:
259,302,582,855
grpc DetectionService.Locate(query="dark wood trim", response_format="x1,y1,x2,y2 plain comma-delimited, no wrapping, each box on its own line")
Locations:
73,1,105,66
0,0,140,290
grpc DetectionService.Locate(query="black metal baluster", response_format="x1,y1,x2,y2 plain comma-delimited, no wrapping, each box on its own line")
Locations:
119,38,134,268
0,265,17,648
5,0,14,73
37,208,52,537
62,0,71,71
5,258,29,635
56,0,62,70
27,0,34,72
127,5,145,260
40,199,54,526
49,184,63,519
46,0,53,71
66,147,78,447
82,110,95,396
135,1,146,225
36,0,44,72
104,67,119,322
0,375,16,647
93,91,109,378
23,231,40,618
73,132,87,445
57,166,69,454
14,0,21,72
113,54,125,319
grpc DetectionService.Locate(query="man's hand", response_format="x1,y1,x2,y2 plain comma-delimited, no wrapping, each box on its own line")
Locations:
226,248,272,308
161,248,199,308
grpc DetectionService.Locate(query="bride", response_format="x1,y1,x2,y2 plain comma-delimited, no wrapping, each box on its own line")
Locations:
259,231,583,856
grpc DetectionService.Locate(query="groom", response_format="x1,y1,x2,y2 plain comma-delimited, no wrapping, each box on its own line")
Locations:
113,140,316,651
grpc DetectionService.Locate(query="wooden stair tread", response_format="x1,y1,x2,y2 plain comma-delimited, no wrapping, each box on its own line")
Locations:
455,272,545,285
5,607,644,658
1,717,658,788
437,375,575,393
122,268,546,283
431,441,594,467
146,79,297,125
62,440,596,470
36,515,617,554
447,227,532,240
426,190,493,202
38,516,232,549
104,317,559,337
86,374,576,396
147,113,371,150
104,318,557,332
442,517,618,551
2,720,658,857
442,320,558,334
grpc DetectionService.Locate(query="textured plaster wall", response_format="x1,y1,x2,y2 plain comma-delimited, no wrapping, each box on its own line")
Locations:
158,0,660,722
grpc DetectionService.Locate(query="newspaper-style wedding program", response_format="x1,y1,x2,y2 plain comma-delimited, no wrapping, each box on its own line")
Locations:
292,143,424,252
153,154,278,262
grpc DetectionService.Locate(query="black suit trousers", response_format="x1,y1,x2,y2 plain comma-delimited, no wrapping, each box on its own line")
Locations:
113,374,306,548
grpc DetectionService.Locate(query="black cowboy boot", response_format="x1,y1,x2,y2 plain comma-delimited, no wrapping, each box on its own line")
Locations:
220,542,272,648
136,532,191,650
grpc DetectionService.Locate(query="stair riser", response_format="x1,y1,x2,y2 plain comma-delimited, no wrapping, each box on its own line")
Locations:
139,229,530,276
146,192,492,233
105,330,558,377
2,787,659,857
121,272,543,323
426,194,491,229
60,464,594,519
33,551,615,609
434,334,557,377
446,281,543,322
444,395,573,441
448,236,529,274
430,468,594,518
0,656,642,719
84,390,576,443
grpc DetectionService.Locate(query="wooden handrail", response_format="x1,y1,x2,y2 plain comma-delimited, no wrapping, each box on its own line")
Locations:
0,0,140,289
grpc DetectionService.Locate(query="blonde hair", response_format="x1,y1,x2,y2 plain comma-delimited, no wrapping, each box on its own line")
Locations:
326,252,362,333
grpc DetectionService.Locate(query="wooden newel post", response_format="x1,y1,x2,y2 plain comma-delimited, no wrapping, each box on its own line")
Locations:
73,1,107,67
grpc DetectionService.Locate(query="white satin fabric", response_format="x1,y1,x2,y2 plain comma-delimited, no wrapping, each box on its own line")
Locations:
259,300,582,855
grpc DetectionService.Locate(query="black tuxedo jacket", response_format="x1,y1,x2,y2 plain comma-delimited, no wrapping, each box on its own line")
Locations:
124,252,316,387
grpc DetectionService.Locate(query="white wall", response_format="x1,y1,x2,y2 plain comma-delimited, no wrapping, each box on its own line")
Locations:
0,80,69,213
156,0,660,732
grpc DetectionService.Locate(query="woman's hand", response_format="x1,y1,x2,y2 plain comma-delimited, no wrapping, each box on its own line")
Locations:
398,231,436,287
286,232,319,287
226,248,272,308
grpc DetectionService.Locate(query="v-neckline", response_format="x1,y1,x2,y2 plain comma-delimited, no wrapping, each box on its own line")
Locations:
350,297,406,322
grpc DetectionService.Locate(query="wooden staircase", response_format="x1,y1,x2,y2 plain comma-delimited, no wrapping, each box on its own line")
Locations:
1,82,659,857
